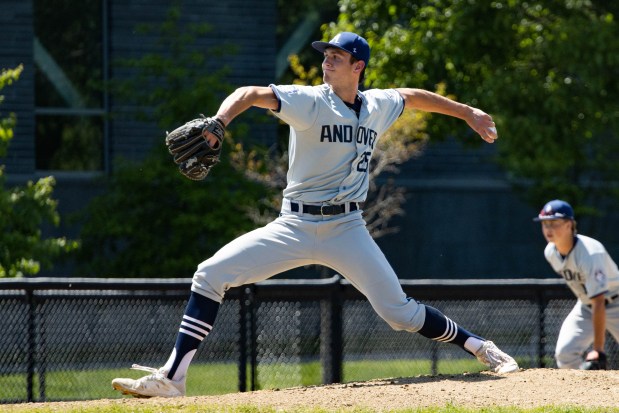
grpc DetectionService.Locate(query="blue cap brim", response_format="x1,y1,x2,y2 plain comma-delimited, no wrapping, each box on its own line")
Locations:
312,41,347,55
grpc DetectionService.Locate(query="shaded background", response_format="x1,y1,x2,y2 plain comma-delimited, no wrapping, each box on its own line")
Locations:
2,0,618,280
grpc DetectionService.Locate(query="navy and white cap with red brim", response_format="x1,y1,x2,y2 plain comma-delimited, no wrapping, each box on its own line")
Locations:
533,199,575,221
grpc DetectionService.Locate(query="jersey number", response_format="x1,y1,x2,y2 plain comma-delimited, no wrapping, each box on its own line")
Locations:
357,151,371,172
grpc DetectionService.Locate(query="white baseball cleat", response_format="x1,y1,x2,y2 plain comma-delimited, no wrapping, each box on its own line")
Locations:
112,364,185,398
475,341,519,374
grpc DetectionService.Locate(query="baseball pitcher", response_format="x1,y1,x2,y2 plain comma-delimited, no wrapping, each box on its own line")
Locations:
112,31,518,398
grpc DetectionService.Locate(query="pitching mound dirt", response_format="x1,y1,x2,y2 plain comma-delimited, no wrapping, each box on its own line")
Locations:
5,368,619,412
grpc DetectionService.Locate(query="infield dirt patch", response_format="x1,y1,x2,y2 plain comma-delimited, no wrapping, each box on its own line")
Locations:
5,368,619,412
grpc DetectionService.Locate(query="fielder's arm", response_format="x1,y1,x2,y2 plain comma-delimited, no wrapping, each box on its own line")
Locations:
590,293,606,355
396,88,498,144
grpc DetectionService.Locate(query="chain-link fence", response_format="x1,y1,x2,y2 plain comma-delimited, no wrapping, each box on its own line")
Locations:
1,276,617,403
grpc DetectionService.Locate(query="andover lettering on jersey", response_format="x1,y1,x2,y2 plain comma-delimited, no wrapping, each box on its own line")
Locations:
320,125,378,149
320,125,354,143
561,269,584,282
356,126,377,148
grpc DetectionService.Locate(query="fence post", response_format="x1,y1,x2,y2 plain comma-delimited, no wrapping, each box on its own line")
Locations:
248,286,258,391
238,287,248,392
537,291,547,368
26,290,35,402
321,276,342,384
39,301,46,402
430,341,438,375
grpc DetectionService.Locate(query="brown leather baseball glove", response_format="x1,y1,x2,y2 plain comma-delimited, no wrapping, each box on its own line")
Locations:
165,115,225,180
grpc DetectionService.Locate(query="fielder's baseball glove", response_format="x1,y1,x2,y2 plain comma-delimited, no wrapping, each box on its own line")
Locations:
165,115,225,180
581,352,607,370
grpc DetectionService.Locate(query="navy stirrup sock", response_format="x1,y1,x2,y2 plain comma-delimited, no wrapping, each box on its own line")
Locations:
417,305,483,353
165,292,220,380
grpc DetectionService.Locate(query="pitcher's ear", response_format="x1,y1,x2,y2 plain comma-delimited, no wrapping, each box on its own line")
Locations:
354,60,365,74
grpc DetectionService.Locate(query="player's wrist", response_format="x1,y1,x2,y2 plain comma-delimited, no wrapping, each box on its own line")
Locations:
212,115,227,127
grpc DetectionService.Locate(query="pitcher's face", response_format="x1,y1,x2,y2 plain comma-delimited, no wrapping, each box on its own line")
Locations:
321,48,362,87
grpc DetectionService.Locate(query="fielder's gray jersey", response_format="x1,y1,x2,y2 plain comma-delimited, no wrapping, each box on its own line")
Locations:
545,234,619,304
269,83,404,203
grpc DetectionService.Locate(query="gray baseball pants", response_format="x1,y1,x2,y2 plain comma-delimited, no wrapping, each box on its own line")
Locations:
191,207,426,332
555,300,619,368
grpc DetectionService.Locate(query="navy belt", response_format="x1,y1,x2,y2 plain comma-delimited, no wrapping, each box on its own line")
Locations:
586,293,619,308
290,201,358,216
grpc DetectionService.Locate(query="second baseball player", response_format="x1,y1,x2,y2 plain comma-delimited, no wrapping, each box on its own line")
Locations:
534,199,619,369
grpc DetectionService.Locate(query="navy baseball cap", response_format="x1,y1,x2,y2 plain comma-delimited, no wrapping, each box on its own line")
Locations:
312,32,370,66
533,200,575,221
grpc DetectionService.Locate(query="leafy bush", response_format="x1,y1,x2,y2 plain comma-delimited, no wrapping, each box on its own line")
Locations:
76,145,271,277
0,65,78,277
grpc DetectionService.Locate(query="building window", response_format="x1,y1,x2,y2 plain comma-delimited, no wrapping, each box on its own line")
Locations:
33,0,108,172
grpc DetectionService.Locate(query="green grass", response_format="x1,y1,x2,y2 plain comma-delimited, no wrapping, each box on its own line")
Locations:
343,358,485,383
0,358,490,401
0,363,239,401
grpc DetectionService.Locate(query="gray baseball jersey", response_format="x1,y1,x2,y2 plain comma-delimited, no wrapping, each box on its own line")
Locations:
269,83,404,203
544,234,619,305
546,234,619,368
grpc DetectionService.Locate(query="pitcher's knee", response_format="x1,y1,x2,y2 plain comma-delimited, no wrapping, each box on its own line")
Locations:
191,269,225,303
384,318,417,332
374,300,425,333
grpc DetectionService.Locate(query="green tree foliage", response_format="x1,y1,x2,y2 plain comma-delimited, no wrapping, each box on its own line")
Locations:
332,0,619,213
76,5,274,277
78,154,271,277
0,65,78,277
0,67,20,156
